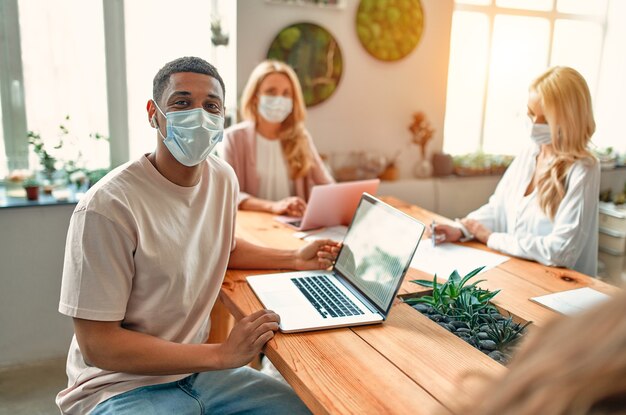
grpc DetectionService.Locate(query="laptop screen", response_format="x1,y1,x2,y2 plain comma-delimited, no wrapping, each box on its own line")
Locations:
334,194,425,314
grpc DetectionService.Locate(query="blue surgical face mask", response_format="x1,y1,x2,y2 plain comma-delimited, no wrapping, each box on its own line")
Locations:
258,95,293,124
153,101,224,167
530,123,552,146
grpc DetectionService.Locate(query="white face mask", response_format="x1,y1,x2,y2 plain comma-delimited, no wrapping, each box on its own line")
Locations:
258,95,293,124
530,123,552,146
153,101,224,167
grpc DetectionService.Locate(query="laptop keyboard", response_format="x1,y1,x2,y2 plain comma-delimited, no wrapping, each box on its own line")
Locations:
291,275,365,319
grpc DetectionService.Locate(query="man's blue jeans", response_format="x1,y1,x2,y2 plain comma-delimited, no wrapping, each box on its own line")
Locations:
91,366,311,414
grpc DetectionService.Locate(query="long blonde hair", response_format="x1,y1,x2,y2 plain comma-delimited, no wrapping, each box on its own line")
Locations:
466,288,626,415
532,66,596,219
240,60,312,179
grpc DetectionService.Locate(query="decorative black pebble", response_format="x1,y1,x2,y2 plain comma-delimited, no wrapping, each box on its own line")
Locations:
413,304,432,313
450,321,470,329
479,340,497,351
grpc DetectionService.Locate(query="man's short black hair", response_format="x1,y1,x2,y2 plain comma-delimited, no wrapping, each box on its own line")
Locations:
152,56,225,103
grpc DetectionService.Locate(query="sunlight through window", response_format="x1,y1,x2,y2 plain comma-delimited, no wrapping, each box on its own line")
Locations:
483,15,549,155
551,20,603,96
18,0,110,171
0,99,5,178
124,0,213,160
445,0,612,155
496,0,552,11
557,0,608,16
443,12,489,155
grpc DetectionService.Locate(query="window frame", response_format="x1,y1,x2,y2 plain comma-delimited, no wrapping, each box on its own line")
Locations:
0,0,139,177
450,0,609,152
0,0,29,174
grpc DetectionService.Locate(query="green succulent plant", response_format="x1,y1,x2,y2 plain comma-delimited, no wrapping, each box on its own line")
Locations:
404,266,489,314
484,315,531,351
404,266,532,359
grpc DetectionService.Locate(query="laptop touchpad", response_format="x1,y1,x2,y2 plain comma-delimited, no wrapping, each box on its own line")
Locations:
263,291,301,308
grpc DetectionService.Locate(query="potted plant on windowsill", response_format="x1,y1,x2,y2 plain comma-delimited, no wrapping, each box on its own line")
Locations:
27,115,111,193
22,177,41,201
27,130,58,191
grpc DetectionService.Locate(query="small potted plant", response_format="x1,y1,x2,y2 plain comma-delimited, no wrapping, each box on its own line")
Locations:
22,177,41,201
409,111,435,178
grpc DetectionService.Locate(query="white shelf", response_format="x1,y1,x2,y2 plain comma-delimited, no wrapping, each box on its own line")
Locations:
378,175,502,219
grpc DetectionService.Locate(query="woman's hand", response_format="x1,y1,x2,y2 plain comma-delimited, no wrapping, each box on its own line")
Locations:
294,239,342,270
461,219,492,244
271,196,307,217
431,224,463,243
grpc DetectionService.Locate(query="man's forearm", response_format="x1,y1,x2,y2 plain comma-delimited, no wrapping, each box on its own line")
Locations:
74,318,228,375
228,237,297,269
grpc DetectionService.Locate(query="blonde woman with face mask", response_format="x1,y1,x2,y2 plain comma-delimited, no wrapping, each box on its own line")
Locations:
223,60,334,217
433,66,599,276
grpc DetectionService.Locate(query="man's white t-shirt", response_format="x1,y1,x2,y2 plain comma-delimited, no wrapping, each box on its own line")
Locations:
56,154,238,414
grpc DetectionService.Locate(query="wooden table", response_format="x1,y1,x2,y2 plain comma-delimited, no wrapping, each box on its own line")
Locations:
213,197,620,414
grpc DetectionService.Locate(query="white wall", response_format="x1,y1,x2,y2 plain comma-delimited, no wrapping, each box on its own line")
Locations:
236,0,454,179
378,174,501,218
0,205,74,366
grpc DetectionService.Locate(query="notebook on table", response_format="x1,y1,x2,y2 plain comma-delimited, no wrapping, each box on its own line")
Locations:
274,179,380,231
530,287,611,315
247,193,425,333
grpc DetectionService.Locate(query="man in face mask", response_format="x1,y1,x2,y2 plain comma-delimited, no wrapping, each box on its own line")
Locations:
56,57,338,415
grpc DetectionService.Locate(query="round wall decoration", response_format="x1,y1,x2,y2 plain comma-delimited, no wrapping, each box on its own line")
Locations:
267,22,343,107
356,0,424,61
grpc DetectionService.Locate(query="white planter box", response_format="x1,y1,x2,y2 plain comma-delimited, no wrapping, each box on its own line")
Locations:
598,227,626,256
599,202,626,234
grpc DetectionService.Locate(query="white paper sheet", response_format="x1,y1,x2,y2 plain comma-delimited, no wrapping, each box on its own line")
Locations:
410,241,510,279
530,287,611,315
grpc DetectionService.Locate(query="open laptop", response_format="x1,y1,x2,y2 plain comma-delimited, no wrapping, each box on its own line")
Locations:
247,193,425,332
274,179,380,231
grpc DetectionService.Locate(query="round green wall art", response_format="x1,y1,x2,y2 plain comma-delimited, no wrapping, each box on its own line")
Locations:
356,0,424,61
267,22,343,107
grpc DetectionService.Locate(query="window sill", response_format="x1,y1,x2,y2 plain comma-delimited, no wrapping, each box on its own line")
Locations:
0,186,81,209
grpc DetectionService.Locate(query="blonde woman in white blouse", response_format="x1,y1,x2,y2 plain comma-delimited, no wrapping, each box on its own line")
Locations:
434,66,599,276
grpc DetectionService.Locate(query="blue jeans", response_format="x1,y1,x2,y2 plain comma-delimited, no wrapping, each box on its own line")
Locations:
91,366,311,415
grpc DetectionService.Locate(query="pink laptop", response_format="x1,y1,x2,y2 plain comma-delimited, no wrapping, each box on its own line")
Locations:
275,179,380,231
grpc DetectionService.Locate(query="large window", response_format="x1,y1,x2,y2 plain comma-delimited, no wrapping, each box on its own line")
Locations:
125,0,235,160
18,0,110,171
444,0,614,156
595,0,626,155
0,98,5,179
125,0,211,159
0,0,234,178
